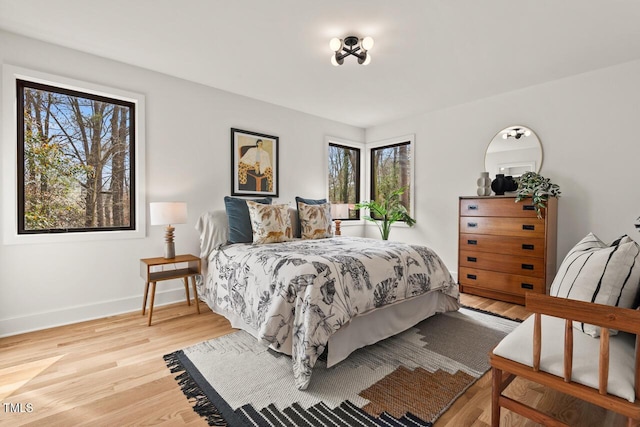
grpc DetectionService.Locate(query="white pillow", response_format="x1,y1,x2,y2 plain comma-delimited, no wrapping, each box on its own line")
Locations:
550,232,640,337
246,201,292,244
195,210,229,259
298,202,333,240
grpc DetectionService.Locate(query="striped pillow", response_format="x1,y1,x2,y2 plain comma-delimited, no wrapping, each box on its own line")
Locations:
550,233,640,337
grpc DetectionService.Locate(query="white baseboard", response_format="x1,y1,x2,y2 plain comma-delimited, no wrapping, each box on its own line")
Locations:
0,288,187,338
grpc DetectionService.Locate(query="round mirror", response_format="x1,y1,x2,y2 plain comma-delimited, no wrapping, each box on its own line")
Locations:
484,125,542,179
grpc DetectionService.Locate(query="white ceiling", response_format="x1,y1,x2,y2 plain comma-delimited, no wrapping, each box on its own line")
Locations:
1,0,640,128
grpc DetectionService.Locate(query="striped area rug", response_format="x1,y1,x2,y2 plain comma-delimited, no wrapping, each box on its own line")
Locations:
164,307,519,426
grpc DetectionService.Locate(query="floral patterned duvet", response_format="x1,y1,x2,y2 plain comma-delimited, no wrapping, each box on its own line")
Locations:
198,236,459,389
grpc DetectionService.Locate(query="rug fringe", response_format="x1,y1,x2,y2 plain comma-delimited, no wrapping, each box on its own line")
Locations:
163,351,228,426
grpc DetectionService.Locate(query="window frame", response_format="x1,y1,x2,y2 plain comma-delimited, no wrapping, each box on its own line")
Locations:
2,65,146,244
365,135,415,225
325,136,365,222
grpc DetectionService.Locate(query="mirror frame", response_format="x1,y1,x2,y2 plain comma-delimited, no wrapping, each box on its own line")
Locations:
484,125,543,179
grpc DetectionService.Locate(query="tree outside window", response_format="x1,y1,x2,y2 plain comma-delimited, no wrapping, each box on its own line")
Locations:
328,143,360,220
370,141,411,217
17,80,135,234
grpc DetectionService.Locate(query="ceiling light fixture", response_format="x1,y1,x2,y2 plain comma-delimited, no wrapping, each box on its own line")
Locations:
501,127,532,140
329,36,374,66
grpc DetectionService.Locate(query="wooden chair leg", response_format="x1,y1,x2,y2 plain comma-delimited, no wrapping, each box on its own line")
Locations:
191,275,200,314
183,277,191,306
492,367,502,427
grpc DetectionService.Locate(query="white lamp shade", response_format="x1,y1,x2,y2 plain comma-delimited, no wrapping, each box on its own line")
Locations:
362,53,372,65
150,202,187,225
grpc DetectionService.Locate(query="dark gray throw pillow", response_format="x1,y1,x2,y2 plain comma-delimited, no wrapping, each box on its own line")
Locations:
294,196,326,238
224,196,272,243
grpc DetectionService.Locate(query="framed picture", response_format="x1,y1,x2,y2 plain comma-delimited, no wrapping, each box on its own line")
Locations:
231,128,279,197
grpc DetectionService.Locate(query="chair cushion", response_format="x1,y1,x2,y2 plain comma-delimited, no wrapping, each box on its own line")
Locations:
493,315,636,402
549,232,640,337
224,196,272,243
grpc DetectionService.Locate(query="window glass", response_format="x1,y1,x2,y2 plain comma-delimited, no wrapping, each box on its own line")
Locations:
328,143,360,220
370,141,411,216
17,79,135,234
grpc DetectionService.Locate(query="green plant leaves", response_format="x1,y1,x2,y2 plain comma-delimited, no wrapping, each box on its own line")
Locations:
514,172,561,218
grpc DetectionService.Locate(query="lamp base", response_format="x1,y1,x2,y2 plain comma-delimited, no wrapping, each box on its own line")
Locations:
164,225,176,259
164,242,176,259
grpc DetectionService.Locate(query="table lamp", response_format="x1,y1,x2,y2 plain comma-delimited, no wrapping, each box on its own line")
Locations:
149,202,187,259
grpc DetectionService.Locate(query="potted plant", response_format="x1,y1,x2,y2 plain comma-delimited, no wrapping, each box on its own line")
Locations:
515,172,561,218
356,187,416,240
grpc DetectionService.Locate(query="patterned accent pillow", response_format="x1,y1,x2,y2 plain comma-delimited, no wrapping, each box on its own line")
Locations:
246,201,292,244
294,196,326,237
550,232,640,337
298,202,333,240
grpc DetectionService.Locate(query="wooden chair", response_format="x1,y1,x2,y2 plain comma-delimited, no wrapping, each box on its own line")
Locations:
490,293,640,426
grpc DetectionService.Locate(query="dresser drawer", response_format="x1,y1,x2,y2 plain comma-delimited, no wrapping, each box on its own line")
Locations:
459,250,544,278
459,217,545,238
459,233,545,258
460,197,541,218
459,267,545,296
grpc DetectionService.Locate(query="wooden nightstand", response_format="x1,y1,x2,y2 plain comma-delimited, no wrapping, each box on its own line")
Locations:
140,254,202,326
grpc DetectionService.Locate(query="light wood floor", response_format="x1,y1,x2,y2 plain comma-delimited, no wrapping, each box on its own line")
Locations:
0,294,628,426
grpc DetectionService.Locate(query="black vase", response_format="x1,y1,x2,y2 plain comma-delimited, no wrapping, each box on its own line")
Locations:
505,175,518,192
491,174,509,195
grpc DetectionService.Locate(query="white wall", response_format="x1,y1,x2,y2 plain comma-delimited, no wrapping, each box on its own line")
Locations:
0,30,364,336
366,59,640,277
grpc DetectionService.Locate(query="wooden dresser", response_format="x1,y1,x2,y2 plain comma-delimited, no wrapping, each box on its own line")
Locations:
458,196,558,305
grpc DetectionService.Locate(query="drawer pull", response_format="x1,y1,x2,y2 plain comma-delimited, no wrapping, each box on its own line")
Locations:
467,257,477,262
521,283,534,290
522,224,535,231
522,205,535,211
467,274,477,280
522,244,535,250
467,239,478,245
467,222,478,228
521,264,534,270
468,205,478,210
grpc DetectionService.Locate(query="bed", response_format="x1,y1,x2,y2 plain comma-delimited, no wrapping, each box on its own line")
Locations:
196,208,460,390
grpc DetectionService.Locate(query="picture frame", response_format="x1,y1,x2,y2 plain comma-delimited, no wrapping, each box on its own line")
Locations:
231,128,279,197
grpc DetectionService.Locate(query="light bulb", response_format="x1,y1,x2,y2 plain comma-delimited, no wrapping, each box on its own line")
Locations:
329,37,342,52
502,133,508,139
524,130,532,137
361,36,374,51
362,53,371,65
331,54,340,66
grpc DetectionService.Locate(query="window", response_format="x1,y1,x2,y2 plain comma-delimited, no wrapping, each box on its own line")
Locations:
17,80,135,234
2,65,146,243
328,142,361,220
370,139,412,217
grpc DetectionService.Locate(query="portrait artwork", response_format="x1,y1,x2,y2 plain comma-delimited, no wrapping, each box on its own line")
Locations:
231,128,279,197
